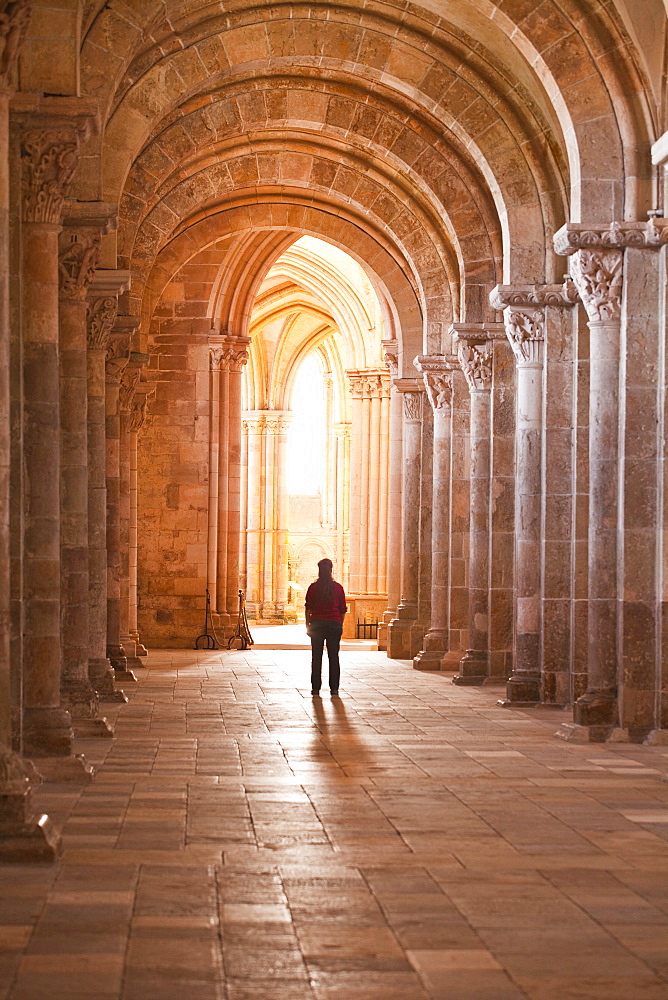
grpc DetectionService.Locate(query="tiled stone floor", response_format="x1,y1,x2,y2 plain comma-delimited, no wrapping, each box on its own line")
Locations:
2,649,668,1000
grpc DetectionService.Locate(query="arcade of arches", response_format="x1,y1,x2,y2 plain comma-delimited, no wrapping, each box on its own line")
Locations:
0,0,667,861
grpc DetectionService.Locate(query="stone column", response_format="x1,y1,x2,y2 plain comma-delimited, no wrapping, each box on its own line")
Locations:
275,412,293,616
452,337,493,684
492,283,579,704
86,282,128,703
207,345,221,613
347,368,391,599
333,422,351,589
556,221,668,741
15,115,93,775
555,227,624,735
129,386,152,656
210,336,249,628
58,203,116,737
381,344,401,648
0,4,62,859
241,412,264,615
387,379,424,659
413,356,454,669
105,319,135,681
119,351,146,670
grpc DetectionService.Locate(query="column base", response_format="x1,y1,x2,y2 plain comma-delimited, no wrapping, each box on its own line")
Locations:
130,631,148,655
386,618,415,660
121,637,146,670
107,644,129,674
23,708,73,758
98,688,128,704
89,658,127,702
644,729,668,745
33,754,95,783
574,691,618,727
0,791,61,862
498,674,541,706
113,668,137,683
72,717,114,738
554,722,613,744
452,650,487,686
61,681,98,721
413,649,446,671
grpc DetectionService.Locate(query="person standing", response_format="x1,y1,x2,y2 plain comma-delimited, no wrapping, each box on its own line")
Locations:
305,559,347,697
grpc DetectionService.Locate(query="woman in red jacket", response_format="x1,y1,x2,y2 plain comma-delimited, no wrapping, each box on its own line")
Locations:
305,558,347,697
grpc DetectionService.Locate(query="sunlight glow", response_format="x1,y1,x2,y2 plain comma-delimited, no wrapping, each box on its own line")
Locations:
287,353,326,496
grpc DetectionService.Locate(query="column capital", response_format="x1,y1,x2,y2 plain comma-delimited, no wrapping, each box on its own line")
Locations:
119,351,148,411
347,368,391,399
59,229,101,301
490,281,579,310
12,98,99,225
264,410,293,434
569,249,623,324
381,339,398,377
130,384,154,432
209,334,250,373
87,295,118,351
457,341,493,392
392,379,424,422
553,220,668,255
105,316,138,385
242,410,266,433
414,355,455,411
450,322,506,341
0,0,31,89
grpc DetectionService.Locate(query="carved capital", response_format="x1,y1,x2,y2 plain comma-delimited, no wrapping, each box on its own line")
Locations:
119,366,140,410
554,220,668,255
130,386,154,432
210,345,248,372
414,355,454,411
347,368,391,399
0,0,31,88
403,391,422,422
458,342,493,392
504,309,545,364
105,332,131,384
20,127,79,224
87,296,118,351
490,281,579,310
58,229,101,300
242,414,265,434
569,249,623,323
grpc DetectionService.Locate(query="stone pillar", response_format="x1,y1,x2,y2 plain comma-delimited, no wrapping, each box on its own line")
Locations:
333,422,351,590
210,336,249,627
241,412,264,614
347,368,391,599
129,385,152,656
275,412,292,616
387,379,424,659
0,5,62,859
493,283,580,703
105,318,135,681
554,226,625,737
413,357,454,669
557,220,668,741
15,113,93,777
452,337,493,684
381,344,401,645
119,350,146,669
58,203,116,737
86,281,128,703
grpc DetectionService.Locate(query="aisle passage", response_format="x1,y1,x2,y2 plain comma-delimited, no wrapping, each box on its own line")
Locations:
2,650,668,1000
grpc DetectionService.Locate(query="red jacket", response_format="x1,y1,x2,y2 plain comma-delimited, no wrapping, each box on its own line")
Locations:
305,581,347,623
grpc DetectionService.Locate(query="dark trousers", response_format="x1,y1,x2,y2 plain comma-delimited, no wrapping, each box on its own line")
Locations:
309,620,342,691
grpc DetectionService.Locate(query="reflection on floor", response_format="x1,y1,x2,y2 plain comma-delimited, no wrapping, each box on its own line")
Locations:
2,648,667,1000
250,622,377,651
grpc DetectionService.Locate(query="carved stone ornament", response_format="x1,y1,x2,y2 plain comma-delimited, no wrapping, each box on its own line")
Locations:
242,414,265,434
383,350,398,377
20,128,79,224
569,249,623,323
210,346,248,372
489,281,579,311
105,332,131,384
119,367,141,410
458,342,492,392
554,220,668,255
130,387,154,433
58,230,101,300
87,296,118,351
403,391,422,422
0,0,31,87
413,356,455,411
504,309,545,364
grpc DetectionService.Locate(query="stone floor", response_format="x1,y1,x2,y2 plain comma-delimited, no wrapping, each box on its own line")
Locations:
2,649,668,1000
